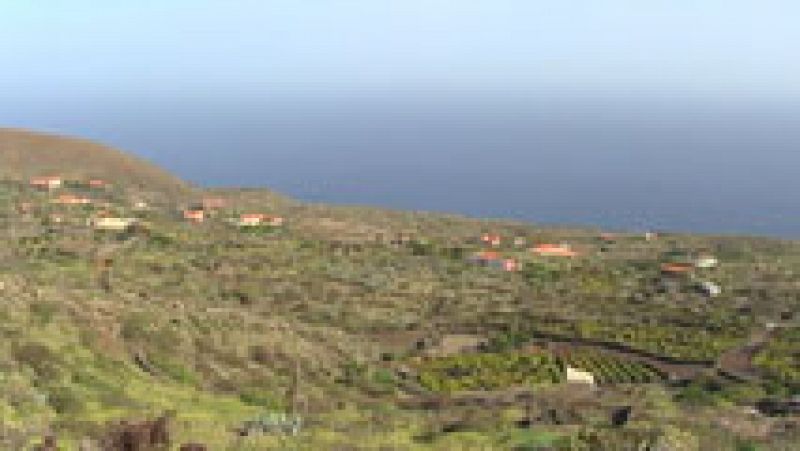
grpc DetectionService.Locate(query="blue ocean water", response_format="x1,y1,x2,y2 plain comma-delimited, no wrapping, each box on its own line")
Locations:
3,94,798,238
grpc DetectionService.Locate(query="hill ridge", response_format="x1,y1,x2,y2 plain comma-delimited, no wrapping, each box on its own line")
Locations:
0,127,193,197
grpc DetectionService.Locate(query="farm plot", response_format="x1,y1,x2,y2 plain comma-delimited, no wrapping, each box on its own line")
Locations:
413,348,665,393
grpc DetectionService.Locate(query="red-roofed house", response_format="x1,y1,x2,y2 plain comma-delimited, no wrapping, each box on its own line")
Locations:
530,244,578,258
30,176,62,191
53,194,92,205
660,262,694,276
481,233,501,247
183,209,205,223
88,179,107,189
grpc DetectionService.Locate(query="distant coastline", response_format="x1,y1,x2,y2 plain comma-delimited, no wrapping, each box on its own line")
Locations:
3,96,799,239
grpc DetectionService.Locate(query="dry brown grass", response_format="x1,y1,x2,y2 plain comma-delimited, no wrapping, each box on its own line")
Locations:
0,128,193,198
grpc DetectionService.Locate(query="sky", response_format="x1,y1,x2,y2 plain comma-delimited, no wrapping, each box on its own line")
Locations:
2,0,800,101
1,1,799,237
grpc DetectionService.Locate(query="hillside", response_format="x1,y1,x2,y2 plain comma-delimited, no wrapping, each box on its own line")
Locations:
0,129,797,449
0,128,193,198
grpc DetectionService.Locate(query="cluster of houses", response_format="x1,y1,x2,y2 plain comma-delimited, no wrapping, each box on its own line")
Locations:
660,252,722,297
30,175,108,191
660,252,718,275
468,233,583,272
182,197,285,228
470,231,723,297
24,176,286,233
26,175,721,298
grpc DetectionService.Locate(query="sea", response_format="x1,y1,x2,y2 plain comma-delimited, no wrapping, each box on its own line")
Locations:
3,92,798,238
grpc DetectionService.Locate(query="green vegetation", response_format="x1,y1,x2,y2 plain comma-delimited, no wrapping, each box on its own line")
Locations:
417,352,562,392
561,349,664,384
0,130,797,448
754,327,800,393
415,348,665,393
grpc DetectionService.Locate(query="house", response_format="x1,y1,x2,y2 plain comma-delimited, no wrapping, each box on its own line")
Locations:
237,213,284,227
694,254,719,269
697,281,722,297
660,262,694,276
90,217,138,231
133,201,149,210
88,179,107,189
599,233,617,243
566,366,595,385
468,251,519,272
644,232,658,241
53,194,92,205
501,258,520,272
183,209,205,223
513,236,527,247
469,250,501,264
530,244,578,258
49,214,64,224
202,197,226,210
481,233,501,247
30,176,62,191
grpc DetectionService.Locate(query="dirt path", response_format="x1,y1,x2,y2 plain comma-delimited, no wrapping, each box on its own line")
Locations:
716,326,777,381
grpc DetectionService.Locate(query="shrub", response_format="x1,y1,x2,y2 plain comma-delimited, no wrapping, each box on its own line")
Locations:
46,384,85,414
239,388,283,409
29,301,58,325
12,342,62,382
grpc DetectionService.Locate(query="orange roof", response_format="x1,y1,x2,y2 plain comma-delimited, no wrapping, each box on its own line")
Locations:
55,194,91,204
660,263,694,274
184,209,204,219
534,244,561,250
30,176,62,187
31,176,61,182
530,244,578,257
474,250,501,260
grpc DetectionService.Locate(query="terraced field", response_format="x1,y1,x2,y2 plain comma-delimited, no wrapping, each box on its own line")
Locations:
413,347,668,393
558,349,665,384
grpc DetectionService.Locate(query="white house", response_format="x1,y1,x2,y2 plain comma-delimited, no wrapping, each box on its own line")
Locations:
566,366,595,385
90,217,138,231
30,176,62,191
694,254,719,269
698,281,722,297
237,213,284,227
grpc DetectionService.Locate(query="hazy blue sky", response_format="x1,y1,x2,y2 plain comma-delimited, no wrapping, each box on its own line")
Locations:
1,1,799,237
2,1,800,100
